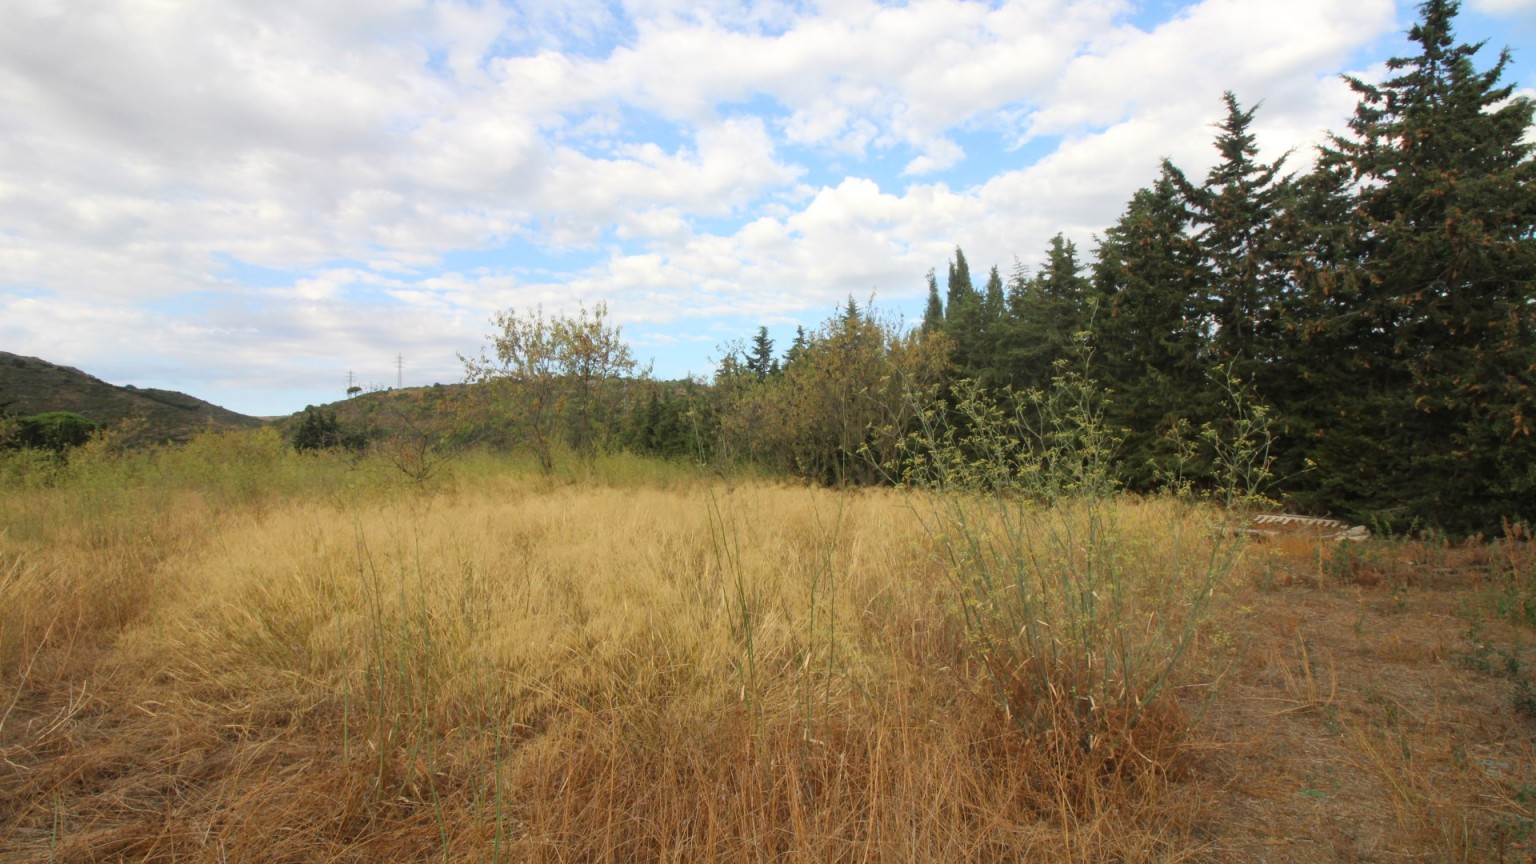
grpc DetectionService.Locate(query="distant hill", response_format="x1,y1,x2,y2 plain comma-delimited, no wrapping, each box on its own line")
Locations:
0,352,266,444
279,382,485,443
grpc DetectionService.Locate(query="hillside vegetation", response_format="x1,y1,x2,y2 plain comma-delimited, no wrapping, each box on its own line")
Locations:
0,352,265,445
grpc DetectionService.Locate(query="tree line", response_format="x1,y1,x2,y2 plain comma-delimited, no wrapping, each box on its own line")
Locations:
636,0,1533,535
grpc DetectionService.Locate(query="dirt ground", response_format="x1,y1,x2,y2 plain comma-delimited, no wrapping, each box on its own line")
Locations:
1197,541,1536,863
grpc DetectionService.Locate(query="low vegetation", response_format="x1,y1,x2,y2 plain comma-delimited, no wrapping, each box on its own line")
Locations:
2,431,1532,862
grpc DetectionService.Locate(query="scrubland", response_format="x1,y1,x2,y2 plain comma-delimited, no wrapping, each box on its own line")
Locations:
2,428,1534,862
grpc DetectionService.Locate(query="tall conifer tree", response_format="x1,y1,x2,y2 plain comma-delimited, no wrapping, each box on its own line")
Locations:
1176,93,1292,393
1293,0,1535,532
921,269,945,333
747,326,777,380
975,265,1007,386
946,248,975,314
943,247,986,377
1003,234,1091,392
1093,165,1213,487
982,265,1005,324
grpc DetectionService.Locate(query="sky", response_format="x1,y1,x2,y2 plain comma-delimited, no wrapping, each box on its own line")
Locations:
2,0,1533,418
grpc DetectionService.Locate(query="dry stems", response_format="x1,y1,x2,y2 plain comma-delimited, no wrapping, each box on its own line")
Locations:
1,442,1223,862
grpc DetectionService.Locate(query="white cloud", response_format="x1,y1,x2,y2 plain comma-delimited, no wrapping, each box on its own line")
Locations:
1027,0,1394,141
2,0,1505,414
902,138,965,177
1468,0,1536,13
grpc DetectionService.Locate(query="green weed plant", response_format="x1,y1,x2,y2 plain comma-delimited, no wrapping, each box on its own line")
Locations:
895,360,1255,760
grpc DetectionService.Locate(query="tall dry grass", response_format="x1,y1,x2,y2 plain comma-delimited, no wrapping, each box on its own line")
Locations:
1,433,1231,862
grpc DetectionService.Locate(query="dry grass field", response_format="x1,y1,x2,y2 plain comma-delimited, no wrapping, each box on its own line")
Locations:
2,429,1533,862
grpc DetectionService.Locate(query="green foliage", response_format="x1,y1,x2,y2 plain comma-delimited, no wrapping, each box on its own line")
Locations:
898,358,1121,503
1092,165,1212,488
920,269,944,334
880,0,1532,536
0,445,69,489
6,411,100,453
623,379,717,462
363,387,484,486
1174,93,1292,389
1000,234,1091,393
717,301,950,485
1155,367,1280,510
981,265,1005,328
1091,94,1291,497
783,326,809,369
942,247,988,378
1285,0,1536,533
945,247,975,316
463,302,641,474
291,406,367,452
745,327,777,380
895,355,1241,748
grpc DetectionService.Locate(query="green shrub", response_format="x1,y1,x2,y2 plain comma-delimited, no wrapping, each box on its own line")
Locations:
291,406,367,452
6,411,99,452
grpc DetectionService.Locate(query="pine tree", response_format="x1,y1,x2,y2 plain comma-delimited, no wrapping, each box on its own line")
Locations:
1176,93,1292,392
841,296,862,325
982,265,1005,325
1092,165,1213,487
784,326,810,369
945,247,975,315
747,326,777,380
995,260,1031,390
977,265,1006,385
291,406,360,452
1004,260,1029,320
1293,0,1536,532
1002,234,1091,392
626,388,667,455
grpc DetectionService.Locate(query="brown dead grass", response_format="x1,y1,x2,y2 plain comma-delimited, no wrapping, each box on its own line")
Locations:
2,451,1534,862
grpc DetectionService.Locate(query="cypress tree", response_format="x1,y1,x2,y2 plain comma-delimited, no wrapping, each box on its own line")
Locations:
921,269,945,333
943,247,986,377
946,248,975,314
